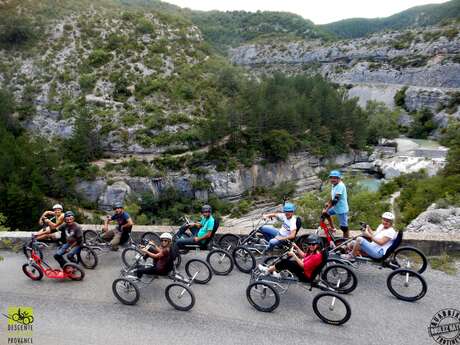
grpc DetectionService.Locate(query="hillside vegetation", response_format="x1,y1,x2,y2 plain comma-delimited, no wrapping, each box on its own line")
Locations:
322,0,460,38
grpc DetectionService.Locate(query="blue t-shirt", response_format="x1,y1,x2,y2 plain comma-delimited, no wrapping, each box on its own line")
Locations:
197,215,215,241
112,211,131,232
331,181,349,214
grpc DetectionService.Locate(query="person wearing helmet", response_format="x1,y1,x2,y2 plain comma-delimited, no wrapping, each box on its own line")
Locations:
259,202,298,253
54,211,83,267
322,170,350,238
342,212,397,261
174,205,215,249
129,232,174,279
35,204,65,241
101,203,134,251
259,234,323,281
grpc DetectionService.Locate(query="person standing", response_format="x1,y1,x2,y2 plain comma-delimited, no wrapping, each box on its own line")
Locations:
322,170,349,238
102,203,134,251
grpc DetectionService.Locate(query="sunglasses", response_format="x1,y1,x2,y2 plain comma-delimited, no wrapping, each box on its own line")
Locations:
161,239,169,242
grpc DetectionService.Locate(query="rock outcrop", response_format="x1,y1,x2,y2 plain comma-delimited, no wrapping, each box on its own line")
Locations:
406,206,460,234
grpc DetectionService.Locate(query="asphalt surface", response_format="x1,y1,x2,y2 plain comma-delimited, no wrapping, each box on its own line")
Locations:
0,249,459,345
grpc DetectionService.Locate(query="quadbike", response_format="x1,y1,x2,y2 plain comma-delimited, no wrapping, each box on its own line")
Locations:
9,308,34,325
23,235,98,271
112,242,212,311
323,221,428,302
218,217,302,273
121,217,234,276
246,244,356,325
82,227,161,269
22,237,85,281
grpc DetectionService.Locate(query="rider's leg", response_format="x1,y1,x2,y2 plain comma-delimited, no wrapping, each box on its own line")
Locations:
119,226,132,245
174,237,195,251
110,232,122,251
66,245,81,263
176,224,191,238
54,243,70,268
356,238,384,259
36,227,52,240
272,259,304,280
337,213,349,238
258,226,279,241
267,238,286,252
101,229,115,241
324,209,336,230
132,265,158,278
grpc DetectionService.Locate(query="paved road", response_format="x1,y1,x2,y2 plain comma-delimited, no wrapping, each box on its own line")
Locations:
0,249,458,345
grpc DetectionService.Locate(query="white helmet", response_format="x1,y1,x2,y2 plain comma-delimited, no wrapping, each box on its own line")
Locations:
53,204,63,210
382,212,395,221
160,232,173,241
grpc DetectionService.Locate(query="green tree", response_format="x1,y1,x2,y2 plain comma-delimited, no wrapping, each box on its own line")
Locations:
63,108,102,169
366,101,400,144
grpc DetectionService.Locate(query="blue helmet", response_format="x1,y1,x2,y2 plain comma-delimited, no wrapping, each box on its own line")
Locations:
329,170,341,178
283,202,296,212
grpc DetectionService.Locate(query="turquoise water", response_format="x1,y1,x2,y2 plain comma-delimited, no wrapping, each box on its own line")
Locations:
407,139,440,148
356,178,383,193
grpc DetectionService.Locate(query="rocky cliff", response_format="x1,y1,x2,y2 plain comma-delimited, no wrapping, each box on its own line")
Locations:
229,25,460,128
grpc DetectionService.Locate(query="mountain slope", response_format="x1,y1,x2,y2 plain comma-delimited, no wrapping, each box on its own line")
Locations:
322,0,460,38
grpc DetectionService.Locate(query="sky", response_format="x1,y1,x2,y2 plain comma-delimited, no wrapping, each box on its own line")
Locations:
164,0,449,24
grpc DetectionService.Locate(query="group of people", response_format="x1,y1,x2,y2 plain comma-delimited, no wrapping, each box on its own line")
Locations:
33,170,399,283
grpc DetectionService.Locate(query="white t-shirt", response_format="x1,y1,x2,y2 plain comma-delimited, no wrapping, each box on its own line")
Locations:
275,214,298,237
371,224,397,254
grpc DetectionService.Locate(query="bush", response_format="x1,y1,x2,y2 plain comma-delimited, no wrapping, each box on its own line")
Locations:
79,74,97,93
0,16,37,47
394,87,408,108
87,49,112,67
261,130,296,162
136,17,155,34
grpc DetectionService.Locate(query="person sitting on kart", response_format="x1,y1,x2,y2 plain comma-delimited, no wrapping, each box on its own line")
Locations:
101,202,134,251
174,204,214,250
259,234,323,282
35,204,65,241
322,170,350,238
54,211,83,268
259,202,298,254
341,212,397,261
130,232,174,279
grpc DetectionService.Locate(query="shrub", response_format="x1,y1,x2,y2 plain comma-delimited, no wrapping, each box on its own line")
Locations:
79,74,97,93
0,16,37,47
394,87,408,108
87,49,112,67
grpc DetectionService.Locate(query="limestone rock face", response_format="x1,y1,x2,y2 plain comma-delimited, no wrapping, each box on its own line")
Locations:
98,181,132,210
406,207,460,234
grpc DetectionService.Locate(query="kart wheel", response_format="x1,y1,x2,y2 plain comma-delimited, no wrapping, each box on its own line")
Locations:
165,283,195,311
83,230,99,245
121,248,144,269
22,263,43,281
63,263,85,281
321,264,357,294
141,232,161,246
78,246,98,269
246,282,280,312
206,249,234,275
233,246,256,273
387,269,427,302
22,241,43,260
392,247,427,274
312,292,351,325
185,259,212,284
112,278,140,305
218,234,240,252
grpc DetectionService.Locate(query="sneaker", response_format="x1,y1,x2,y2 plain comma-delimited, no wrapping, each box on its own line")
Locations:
340,253,355,261
271,271,281,279
257,264,269,273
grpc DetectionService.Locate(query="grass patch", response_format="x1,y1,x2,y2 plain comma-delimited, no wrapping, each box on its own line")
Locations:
429,253,458,275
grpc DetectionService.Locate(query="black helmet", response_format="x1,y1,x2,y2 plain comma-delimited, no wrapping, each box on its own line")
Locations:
113,202,124,210
306,234,321,245
201,204,212,213
64,211,75,218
